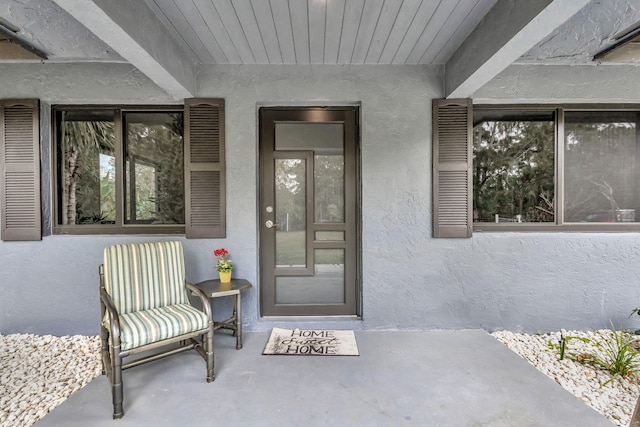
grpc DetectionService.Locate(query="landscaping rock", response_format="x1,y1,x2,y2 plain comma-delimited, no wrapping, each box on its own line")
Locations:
492,330,639,427
0,334,101,427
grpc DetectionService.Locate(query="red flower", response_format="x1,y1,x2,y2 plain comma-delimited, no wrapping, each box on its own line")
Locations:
213,248,228,257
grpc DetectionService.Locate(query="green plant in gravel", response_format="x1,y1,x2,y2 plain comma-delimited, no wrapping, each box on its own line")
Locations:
547,333,591,361
550,326,640,386
590,327,639,385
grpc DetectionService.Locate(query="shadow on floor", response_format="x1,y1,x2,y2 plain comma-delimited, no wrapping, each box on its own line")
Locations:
35,330,613,426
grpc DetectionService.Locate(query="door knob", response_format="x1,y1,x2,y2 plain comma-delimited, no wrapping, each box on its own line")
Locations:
265,220,280,229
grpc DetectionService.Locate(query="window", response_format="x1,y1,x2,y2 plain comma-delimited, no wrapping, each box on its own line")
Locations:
54,107,184,233
432,99,640,236
564,111,640,224
53,100,226,236
473,110,555,224
124,112,185,225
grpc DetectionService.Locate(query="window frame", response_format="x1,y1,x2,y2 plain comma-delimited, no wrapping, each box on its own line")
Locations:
51,104,186,235
472,103,640,233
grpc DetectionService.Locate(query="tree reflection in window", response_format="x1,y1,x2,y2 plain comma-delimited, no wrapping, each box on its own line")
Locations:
473,111,555,223
59,111,115,225
124,112,184,225
57,109,184,226
564,112,639,223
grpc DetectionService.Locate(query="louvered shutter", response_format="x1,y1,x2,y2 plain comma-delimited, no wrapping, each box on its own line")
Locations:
184,98,225,238
432,99,472,238
1,100,41,241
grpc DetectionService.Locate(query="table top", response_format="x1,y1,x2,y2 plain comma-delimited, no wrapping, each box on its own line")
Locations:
194,278,252,297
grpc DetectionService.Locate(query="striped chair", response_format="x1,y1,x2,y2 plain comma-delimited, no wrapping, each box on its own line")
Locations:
99,241,214,419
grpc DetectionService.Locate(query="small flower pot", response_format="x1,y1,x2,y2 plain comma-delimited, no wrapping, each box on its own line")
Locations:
219,270,232,283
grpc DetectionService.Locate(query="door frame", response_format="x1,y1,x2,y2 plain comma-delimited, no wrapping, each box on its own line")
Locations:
258,105,362,317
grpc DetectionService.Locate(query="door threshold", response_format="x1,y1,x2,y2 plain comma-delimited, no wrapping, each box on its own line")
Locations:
261,315,361,320
255,316,364,332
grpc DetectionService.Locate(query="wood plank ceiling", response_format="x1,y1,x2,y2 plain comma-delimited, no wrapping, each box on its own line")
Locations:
144,0,498,65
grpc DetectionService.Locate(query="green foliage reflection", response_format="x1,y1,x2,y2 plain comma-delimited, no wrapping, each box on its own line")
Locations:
473,119,555,223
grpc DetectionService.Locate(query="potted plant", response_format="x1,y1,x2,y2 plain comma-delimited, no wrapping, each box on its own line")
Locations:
214,248,233,283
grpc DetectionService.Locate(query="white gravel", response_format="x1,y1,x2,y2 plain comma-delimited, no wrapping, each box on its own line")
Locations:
0,334,101,427
492,330,640,427
1,331,638,426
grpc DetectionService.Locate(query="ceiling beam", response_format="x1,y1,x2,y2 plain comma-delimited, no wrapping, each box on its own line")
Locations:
53,0,195,100
445,0,590,99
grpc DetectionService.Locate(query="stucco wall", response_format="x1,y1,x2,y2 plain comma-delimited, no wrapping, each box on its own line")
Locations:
474,64,640,103
1,63,639,336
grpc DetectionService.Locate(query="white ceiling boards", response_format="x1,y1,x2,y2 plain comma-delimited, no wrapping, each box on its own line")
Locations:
2,0,640,99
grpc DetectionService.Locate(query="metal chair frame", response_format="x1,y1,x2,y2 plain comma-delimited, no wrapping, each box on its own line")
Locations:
99,264,215,419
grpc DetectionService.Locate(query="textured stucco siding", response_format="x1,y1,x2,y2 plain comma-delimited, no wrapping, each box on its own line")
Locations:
1,63,639,335
474,63,640,103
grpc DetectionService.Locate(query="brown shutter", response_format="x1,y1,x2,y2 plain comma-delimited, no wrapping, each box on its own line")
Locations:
1,100,41,241
184,98,225,238
432,99,472,238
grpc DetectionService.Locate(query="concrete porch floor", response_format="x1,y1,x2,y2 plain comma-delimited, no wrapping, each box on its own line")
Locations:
35,330,613,426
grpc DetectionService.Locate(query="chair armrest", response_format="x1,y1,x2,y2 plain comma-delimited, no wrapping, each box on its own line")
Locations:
186,281,213,322
100,288,121,343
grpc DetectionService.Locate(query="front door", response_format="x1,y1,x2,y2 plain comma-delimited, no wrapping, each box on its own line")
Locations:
259,107,360,316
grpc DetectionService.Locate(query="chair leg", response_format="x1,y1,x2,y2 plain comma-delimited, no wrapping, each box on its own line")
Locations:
111,342,124,419
205,322,215,382
100,326,109,376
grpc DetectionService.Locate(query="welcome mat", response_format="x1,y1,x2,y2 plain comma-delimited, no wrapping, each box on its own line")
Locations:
262,328,359,356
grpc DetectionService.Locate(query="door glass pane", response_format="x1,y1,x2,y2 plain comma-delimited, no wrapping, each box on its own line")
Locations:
57,109,116,225
315,231,344,241
275,249,345,304
123,112,184,225
275,123,343,151
315,154,344,223
275,122,345,223
275,158,306,267
564,111,640,223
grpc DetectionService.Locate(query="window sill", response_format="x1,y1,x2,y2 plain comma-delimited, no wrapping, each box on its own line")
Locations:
53,225,185,235
474,223,640,233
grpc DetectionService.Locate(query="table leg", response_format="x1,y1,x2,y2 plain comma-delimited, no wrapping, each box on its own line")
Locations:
236,292,242,349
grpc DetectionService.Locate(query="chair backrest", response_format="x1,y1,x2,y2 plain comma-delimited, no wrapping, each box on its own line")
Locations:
102,241,188,314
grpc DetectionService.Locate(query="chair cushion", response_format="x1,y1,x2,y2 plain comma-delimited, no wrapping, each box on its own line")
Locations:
115,304,209,351
103,241,188,314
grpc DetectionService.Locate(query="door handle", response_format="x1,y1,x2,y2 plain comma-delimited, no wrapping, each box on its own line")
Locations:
265,220,280,229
